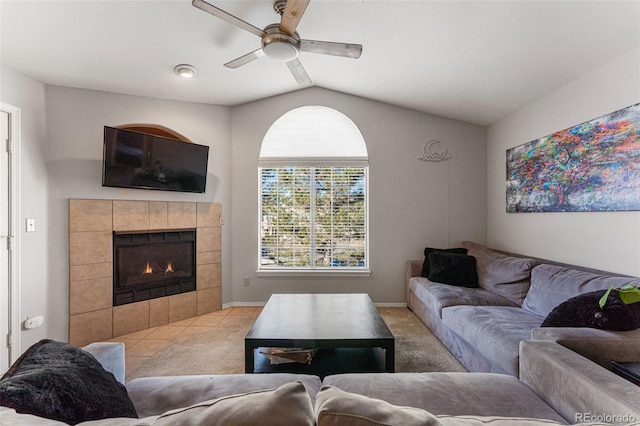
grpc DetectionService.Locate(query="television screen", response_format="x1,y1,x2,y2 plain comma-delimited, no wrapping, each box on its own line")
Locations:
102,126,209,193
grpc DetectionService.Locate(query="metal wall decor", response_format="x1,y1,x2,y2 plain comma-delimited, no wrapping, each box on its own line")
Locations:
418,139,451,162
506,103,640,213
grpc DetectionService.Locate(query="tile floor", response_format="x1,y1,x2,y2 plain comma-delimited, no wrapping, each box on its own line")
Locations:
108,306,262,380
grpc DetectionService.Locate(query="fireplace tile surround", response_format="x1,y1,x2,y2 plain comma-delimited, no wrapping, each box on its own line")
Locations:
68,199,222,346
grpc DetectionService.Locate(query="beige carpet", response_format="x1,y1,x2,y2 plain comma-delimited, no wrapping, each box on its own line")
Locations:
128,307,465,380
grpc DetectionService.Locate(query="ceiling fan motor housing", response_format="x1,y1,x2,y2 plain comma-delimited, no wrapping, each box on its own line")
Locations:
262,23,300,62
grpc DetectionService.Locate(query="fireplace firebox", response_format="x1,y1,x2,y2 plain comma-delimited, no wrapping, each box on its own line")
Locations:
113,229,196,306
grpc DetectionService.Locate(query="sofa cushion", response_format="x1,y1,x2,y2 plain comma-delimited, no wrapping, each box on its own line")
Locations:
315,385,441,426
29,381,314,426
0,339,137,425
126,373,322,418
428,252,479,288
315,386,572,426
437,415,568,425
149,381,314,426
522,264,640,318
321,372,566,422
442,306,544,376
542,289,640,331
409,277,517,318
462,241,537,305
421,247,468,278
0,408,70,425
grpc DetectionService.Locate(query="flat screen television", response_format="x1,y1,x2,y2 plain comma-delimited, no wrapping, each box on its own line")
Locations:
102,126,209,193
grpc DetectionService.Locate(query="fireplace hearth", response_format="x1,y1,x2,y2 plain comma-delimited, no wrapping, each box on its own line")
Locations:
113,229,196,306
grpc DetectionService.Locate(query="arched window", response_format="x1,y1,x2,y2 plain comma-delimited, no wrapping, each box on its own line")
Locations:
258,106,369,275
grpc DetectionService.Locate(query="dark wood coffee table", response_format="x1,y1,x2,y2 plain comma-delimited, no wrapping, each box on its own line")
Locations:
245,293,395,375
612,361,640,386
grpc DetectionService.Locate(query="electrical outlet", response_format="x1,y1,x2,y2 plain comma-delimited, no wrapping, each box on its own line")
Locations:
244,277,250,286
24,315,44,329
26,218,36,232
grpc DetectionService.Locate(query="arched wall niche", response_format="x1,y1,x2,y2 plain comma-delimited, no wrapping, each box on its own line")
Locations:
117,124,192,142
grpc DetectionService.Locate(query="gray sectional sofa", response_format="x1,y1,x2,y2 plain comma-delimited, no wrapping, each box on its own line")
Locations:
407,240,640,376
3,339,640,424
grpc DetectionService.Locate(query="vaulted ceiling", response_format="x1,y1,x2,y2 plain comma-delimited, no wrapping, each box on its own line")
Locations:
2,1,639,126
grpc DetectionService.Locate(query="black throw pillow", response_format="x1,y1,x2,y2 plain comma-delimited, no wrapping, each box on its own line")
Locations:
0,339,137,425
541,290,640,331
427,252,478,288
421,247,468,278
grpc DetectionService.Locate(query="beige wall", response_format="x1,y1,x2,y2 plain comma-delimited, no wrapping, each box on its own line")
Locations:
28,85,231,349
487,48,640,275
0,65,49,354
2,73,487,350
231,87,487,304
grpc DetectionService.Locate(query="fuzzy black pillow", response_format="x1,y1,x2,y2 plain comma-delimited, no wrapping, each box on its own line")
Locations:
0,339,137,425
427,252,478,288
542,290,640,331
421,247,468,278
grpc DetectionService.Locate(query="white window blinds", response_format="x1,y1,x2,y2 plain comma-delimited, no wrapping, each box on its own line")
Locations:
258,106,369,273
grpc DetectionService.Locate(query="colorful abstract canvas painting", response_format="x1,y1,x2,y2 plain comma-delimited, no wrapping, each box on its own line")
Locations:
506,103,640,213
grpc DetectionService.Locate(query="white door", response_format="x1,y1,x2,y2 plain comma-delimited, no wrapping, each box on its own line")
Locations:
0,110,9,371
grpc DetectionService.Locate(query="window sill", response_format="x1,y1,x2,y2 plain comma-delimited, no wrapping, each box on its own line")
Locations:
256,269,371,278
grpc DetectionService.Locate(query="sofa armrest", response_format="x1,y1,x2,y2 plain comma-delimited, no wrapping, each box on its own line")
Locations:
531,327,640,370
519,340,640,424
82,342,126,385
406,260,422,305
406,260,422,280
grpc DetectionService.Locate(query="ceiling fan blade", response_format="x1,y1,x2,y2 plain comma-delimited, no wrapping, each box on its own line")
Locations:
280,0,310,35
192,0,264,38
300,39,362,59
224,49,266,69
286,58,312,87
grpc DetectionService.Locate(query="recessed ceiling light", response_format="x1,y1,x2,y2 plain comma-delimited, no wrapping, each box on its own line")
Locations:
174,64,197,78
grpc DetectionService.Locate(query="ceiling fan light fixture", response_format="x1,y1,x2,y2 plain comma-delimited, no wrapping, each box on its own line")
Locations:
174,64,197,78
263,41,299,62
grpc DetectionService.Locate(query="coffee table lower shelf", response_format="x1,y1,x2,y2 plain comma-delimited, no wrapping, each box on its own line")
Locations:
252,347,386,378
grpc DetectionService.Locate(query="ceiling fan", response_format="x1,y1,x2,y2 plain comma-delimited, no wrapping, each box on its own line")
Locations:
192,0,363,87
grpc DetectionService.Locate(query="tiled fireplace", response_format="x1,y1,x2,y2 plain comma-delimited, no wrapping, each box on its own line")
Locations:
68,199,222,346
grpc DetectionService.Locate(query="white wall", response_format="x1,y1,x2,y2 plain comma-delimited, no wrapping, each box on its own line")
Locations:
487,48,640,275
0,65,49,352
43,86,232,344
231,87,486,304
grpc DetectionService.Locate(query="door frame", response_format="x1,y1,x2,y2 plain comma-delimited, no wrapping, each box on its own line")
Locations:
1,102,21,365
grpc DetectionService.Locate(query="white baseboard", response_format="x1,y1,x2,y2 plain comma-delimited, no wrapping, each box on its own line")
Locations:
374,302,407,308
222,301,265,308
222,301,407,308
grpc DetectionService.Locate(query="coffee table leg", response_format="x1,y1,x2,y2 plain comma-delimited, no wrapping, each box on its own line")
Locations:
245,343,255,373
385,344,395,373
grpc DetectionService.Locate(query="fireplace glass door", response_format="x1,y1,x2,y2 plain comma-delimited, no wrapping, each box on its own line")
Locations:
113,229,196,306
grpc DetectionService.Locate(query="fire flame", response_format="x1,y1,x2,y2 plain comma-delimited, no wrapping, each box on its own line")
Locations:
165,262,174,273
143,262,153,274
